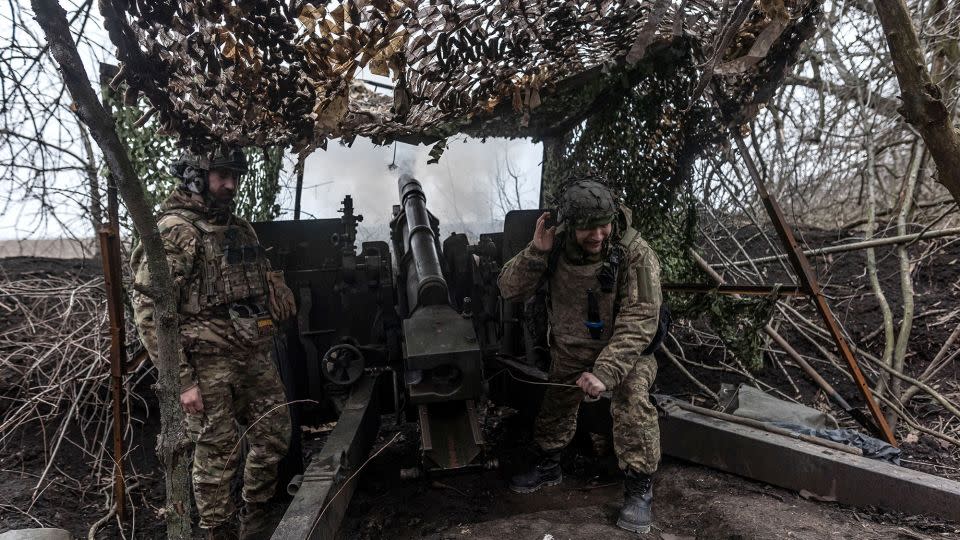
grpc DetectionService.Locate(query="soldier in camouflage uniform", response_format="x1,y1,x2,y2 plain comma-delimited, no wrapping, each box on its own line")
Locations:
498,173,662,534
130,149,296,540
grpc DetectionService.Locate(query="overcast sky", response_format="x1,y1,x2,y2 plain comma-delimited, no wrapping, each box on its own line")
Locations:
0,2,543,242
0,135,542,240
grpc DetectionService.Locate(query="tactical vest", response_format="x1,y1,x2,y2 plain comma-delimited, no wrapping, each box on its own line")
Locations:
159,208,269,315
540,226,638,309
540,225,670,355
548,257,615,346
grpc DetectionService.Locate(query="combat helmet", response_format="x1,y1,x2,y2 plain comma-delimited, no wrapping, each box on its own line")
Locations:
170,148,248,194
555,171,619,229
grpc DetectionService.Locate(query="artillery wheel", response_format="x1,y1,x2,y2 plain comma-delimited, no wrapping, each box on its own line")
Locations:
321,343,365,385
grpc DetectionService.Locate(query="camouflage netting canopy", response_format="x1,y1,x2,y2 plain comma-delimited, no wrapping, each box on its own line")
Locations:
102,0,820,155
102,0,820,369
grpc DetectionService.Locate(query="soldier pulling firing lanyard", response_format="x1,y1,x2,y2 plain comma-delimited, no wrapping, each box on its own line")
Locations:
498,172,664,534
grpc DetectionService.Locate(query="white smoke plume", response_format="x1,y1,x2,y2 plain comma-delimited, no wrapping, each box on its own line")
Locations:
295,137,541,242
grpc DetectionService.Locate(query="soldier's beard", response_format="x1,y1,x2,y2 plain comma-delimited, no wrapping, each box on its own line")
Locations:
207,193,235,219
209,192,235,207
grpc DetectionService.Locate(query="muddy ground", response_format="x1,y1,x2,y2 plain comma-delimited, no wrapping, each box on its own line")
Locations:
1,224,959,538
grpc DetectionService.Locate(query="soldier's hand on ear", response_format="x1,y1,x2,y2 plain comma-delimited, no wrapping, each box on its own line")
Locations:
533,211,557,252
576,372,606,398
267,270,296,321
180,385,204,415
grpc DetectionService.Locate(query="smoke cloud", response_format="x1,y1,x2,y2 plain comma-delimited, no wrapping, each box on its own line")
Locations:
293,137,542,241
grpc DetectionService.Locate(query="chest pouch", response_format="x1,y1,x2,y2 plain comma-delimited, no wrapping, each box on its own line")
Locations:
228,301,275,347
218,227,268,305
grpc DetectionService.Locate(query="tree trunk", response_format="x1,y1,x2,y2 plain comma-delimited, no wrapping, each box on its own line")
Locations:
861,119,895,398
927,0,960,118
873,0,960,205
30,1,193,538
888,144,923,429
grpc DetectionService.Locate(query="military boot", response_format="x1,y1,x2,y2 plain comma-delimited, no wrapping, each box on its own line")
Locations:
204,520,238,540
616,470,654,534
239,501,273,540
509,448,562,493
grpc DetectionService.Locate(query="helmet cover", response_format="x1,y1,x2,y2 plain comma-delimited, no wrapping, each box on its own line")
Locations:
554,172,619,229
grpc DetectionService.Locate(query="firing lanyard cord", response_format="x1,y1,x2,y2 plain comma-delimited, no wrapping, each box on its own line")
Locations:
485,367,579,389
486,367,607,402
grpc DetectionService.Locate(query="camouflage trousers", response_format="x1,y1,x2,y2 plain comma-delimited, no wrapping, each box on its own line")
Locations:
184,348,291,529
535,350,661,475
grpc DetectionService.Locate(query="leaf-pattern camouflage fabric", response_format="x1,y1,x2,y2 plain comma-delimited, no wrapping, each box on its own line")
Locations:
100,0,818,151
499,221,662,474
185,350,291,528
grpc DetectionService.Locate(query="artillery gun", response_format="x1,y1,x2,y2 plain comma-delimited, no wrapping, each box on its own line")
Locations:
253,174,548,537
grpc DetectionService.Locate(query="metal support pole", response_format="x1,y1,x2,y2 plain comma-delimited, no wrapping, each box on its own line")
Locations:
293,156,305,221
662,283,804,296
732,134,897,446
98,173,127,519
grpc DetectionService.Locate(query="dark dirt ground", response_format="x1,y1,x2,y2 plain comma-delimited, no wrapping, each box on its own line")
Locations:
336,409,960,540
0,257,167,539
2,225,959,539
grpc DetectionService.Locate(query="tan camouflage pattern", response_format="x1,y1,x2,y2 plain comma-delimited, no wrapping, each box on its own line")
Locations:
130,189,281,390
498,217,662,474
178,212,270,315
185,349,291,528
130,188,292,528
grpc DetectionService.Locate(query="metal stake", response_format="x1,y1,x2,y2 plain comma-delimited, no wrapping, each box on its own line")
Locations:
733,134,897,446
98,173,127,519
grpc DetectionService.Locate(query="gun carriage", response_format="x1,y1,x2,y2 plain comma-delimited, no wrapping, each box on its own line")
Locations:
253,175,550,538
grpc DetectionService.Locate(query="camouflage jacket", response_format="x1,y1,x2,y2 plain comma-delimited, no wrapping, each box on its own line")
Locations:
130,189,273,391
498,208,662,390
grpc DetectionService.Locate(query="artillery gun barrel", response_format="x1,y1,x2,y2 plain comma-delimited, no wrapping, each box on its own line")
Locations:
396,174,448,312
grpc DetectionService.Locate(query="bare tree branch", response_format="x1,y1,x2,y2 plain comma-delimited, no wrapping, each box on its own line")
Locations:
874,0,960,205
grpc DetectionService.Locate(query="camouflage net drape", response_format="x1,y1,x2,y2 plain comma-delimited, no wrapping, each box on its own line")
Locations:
102,0,819,368
101,0,820,153
108,90,285,222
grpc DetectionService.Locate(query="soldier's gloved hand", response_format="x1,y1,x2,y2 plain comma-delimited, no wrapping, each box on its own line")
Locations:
267,270,296,321
576,372,606,398
180,385,204,415
532,211,557,252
